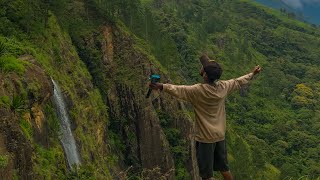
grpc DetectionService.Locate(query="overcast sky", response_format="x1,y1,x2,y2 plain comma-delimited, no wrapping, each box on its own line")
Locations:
281,0,320,9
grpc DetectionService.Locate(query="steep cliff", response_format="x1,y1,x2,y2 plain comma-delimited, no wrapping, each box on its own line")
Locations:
0,14,113,179
75,24,200,179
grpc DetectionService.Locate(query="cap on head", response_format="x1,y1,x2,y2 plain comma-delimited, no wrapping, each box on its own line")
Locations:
200,54,222,82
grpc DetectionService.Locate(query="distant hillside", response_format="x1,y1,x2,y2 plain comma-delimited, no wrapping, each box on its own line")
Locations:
255,0,320,25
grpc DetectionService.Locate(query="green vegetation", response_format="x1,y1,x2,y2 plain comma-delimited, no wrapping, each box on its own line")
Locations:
0,35,33,75
10,95,26,114
19,119,33,141
0,55,26,74
0,42,5,56
33,145,66,179
0,95,26,115
44,104,61,140
0,155,9,168
158,112,190,179
0,96,10,108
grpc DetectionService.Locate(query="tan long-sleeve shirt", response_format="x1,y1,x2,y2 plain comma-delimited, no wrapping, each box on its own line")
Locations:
162,73,254,143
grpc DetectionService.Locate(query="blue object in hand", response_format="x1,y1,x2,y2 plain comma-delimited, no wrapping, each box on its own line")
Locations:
146,74,161,98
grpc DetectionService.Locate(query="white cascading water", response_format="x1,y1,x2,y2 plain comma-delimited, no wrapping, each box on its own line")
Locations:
51,79,81,169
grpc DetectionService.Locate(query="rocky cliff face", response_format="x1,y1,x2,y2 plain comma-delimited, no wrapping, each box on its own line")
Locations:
80,25,200,179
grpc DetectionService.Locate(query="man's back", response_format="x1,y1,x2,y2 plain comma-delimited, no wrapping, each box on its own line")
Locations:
162,73,254,143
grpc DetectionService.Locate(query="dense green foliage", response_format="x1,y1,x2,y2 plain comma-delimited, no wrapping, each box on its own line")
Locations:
1,0,320,179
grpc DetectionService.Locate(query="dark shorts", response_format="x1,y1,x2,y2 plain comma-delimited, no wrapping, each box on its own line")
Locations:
196,140,229,178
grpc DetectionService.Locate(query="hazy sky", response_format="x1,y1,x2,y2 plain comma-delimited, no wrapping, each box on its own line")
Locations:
281,0,320,9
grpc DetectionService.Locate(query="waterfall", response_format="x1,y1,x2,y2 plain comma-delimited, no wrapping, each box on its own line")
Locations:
51,79,81,169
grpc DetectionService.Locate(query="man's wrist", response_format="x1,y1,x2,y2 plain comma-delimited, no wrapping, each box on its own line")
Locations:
158,83,164,91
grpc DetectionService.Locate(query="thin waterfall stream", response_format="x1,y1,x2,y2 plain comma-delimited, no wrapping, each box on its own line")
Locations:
51,79,81,169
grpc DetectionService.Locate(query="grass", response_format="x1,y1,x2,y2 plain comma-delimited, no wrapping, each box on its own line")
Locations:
33,144,66,179
0,96,10,108
0,155,9,168
19,119,33,141
0,55,26,75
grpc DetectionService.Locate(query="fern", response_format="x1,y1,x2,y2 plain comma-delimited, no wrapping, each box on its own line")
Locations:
10,95,26,114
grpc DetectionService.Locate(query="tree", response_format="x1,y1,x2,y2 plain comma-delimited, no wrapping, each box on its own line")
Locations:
291,84,315,109
230,136,254,179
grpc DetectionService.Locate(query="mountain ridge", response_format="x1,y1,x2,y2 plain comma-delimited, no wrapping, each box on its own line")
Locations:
255,0,320,25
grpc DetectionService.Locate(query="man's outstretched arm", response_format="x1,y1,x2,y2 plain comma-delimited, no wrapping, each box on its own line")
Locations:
224,65,262,94
149,83,197,102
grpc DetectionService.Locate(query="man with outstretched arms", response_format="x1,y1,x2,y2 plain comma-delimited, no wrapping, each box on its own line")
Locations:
149,54,262,180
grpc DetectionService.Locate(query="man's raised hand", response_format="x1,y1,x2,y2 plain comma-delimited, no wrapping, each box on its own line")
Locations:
253,65,262,75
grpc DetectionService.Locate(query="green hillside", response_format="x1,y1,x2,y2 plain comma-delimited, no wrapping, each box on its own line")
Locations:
120,0,320,178
0,0,319,179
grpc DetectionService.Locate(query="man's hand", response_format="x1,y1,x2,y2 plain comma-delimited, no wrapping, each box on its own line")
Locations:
149,83,163,90
252,65,262,75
